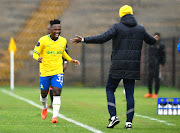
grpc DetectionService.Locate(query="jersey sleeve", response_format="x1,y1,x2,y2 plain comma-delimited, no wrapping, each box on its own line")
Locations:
33,52,39,61
33,38,44,61
62,51,72,62
62,38,67,52
63,43,68,62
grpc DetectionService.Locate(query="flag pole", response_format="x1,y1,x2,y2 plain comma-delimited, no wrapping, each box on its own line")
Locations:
8,37,17,91
10,51,14,91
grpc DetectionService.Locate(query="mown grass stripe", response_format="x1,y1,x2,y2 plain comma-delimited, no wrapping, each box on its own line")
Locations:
1,89,104,133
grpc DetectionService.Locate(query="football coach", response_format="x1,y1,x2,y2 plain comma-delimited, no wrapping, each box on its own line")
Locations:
71,5,157,129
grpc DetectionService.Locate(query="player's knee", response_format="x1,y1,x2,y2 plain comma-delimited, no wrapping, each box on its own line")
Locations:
53,88,61,96
41,89,49,98
54,91,60,96
41,93,48,98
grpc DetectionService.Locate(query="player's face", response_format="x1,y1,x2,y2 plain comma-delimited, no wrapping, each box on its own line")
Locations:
51,24,61,39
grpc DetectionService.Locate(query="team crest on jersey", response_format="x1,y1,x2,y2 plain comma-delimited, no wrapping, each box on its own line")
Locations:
58,45,64,50
36,42,40,47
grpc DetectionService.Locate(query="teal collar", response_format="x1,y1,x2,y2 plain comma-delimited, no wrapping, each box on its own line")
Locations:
48,34,59,42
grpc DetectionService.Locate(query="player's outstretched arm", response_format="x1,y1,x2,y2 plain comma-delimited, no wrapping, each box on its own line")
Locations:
62,51,80,66
62,51,72,62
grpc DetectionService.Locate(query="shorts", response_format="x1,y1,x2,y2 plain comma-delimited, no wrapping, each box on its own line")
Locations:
39,74,64,90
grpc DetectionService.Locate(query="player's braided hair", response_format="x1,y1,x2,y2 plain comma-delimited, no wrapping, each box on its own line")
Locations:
50,19,61,26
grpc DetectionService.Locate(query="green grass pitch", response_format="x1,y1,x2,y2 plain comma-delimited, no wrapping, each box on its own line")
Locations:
0,86,180,133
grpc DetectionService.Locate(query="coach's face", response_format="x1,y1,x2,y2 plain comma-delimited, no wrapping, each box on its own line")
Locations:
51,24,61,40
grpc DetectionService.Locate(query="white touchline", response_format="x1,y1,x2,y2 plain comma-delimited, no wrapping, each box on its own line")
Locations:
135,113,175,126
1,89,175,129
1,89,104,133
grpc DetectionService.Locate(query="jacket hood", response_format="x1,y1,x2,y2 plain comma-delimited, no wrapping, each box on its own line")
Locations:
120,14,137,27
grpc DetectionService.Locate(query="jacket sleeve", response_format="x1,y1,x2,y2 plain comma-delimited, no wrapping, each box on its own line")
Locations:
84,24,117,44
143,30,156,45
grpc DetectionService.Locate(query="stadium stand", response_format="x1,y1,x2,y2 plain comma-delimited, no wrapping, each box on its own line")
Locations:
0,0,70,85
0,0,180,87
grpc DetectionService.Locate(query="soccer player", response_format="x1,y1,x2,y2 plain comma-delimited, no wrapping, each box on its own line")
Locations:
46,24,69,108
71,5,157,129
33,19,80,123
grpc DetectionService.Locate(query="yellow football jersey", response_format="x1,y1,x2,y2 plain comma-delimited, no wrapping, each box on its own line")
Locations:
33,35,72,76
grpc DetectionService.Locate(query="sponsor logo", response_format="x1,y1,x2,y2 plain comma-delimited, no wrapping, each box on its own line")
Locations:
58,45,64,50
47,51,62,54
40,84,44,89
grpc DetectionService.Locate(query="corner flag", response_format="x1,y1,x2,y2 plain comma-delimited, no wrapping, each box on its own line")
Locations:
8,37,17,91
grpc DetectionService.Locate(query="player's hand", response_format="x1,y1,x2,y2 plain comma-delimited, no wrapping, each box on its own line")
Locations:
154,35,158,42
38,57,43,63
71,59,80,66
70,35,83,44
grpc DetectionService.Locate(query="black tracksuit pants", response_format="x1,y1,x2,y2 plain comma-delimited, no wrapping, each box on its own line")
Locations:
106,74,135,123
148,66,160,94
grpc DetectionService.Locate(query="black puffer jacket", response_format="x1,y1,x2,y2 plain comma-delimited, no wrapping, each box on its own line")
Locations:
84,14,156,79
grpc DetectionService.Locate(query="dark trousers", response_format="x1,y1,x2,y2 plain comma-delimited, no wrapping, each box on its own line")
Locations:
148,67,160,94
106,74,135,122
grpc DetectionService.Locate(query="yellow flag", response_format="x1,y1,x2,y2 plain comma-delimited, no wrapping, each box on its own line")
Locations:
8,37,17,53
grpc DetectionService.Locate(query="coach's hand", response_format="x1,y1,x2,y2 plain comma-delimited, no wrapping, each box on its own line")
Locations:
154,35,158,42
38,57,43,63
70,35,83,44
71,59,80,66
